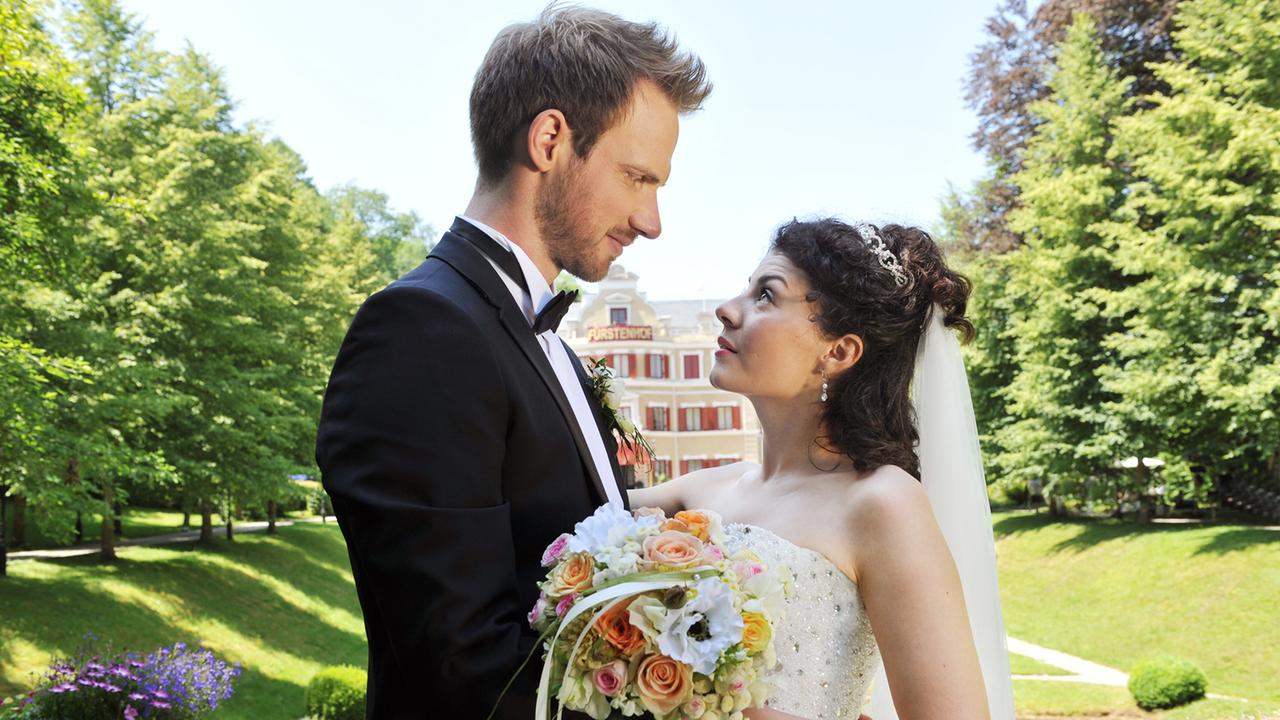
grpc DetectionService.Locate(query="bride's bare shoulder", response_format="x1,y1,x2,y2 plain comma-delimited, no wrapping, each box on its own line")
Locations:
842,465,934,539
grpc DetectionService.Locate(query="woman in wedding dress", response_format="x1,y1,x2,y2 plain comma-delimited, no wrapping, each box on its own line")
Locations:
629,218,1013,720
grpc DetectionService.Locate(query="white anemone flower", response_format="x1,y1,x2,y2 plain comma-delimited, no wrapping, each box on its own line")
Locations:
568,504,641,556
655,577,744,676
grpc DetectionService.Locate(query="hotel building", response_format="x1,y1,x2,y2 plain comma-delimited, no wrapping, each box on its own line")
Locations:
563,265,760,488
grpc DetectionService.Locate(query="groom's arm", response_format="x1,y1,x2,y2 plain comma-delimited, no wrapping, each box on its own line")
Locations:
317,284,533,715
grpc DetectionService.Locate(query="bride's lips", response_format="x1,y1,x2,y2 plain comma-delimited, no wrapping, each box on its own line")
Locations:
715,336,737,357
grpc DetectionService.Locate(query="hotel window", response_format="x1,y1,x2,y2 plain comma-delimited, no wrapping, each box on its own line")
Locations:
646,353,668,378
613,353,632,378
648,406,669,431
610,307,629,325
684,458,706,473
682,406,702,431
716,406,735,430
654,459,671,480
683,354,701,380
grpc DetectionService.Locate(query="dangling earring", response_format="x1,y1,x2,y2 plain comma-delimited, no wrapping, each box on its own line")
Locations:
820,374,829,403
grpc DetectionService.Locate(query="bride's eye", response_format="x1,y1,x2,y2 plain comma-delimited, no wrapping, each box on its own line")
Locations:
755,286,773,304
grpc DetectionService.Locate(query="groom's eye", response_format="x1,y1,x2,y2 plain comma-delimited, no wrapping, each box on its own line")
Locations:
755,286,773,304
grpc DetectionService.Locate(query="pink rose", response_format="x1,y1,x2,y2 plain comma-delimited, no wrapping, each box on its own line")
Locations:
555,593,579,618
633,506,667,522
702,544,724,563
527,594,548,626
732,560,763,583
640,531,705,571
542,533,573,567
592,660,628,697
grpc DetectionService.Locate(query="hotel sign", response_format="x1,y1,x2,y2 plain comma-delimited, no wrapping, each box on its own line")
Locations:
588,325,653,342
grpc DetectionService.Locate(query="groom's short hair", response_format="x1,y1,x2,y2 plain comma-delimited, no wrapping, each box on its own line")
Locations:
470,5,711,186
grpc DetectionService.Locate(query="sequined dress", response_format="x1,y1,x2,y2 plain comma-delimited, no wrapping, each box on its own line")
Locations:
725,523,880,719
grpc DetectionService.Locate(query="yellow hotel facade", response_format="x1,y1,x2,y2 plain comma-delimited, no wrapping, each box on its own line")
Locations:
563,265,761,488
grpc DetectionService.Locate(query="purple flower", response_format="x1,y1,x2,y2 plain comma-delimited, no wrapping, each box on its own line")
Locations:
123,705,139,719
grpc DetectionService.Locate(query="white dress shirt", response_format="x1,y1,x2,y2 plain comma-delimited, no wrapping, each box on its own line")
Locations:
458,216,624,508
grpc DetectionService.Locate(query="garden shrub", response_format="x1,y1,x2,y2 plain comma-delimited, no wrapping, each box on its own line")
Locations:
305,665,367,720
1128,656,1207,710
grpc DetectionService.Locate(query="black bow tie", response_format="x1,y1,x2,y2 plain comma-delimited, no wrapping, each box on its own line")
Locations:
533,289,578,334
455,219,578,334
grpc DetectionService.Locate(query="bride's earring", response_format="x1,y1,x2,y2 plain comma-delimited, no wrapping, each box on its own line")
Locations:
820,374,829,403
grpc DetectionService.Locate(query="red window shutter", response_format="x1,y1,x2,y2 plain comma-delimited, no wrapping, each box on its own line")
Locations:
680,460,689,476
732,406,742,429
646,407,655,430
662,355,670,378
683,355,699,379
702,407,714,430
629,353,638,376
678,410,686,432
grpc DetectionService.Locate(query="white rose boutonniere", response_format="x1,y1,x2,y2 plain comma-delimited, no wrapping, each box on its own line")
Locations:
586,357,655,462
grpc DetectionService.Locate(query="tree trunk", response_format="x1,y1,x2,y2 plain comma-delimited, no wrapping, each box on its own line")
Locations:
1,486,8,578
181,511,190,530
1135,460,1153,523
100,478,117,562
267,500,277,535
113,501,123,537
12,495,25,547
67,457,83,543
225,496,234,542
199,501,214,544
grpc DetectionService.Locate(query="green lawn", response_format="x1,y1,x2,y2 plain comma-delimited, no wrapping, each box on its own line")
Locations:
1013,679,1279,719
996,511,1280,712
0,524,363,719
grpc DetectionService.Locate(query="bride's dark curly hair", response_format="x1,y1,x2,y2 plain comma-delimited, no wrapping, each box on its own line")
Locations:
770,218,974,479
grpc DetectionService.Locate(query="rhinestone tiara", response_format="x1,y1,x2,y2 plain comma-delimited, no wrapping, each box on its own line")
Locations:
853,223,908,287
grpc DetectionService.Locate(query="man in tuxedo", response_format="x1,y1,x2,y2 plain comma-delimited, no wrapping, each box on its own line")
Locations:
315,7,711,718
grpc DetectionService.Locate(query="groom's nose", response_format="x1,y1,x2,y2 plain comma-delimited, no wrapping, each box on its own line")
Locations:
630,196,662,239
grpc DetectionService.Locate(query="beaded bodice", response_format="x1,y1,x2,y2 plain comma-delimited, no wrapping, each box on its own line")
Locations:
725,523,879,719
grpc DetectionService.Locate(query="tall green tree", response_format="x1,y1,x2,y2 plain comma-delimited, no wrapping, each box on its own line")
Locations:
1103,0,1280,492
996,14,1138,509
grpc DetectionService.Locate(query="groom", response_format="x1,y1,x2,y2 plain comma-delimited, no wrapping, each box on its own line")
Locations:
315,7,711,718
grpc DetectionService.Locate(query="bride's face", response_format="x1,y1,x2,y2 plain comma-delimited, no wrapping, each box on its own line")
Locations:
710,253,828,401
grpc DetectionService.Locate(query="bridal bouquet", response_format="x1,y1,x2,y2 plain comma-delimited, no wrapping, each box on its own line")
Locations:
518,504,789,720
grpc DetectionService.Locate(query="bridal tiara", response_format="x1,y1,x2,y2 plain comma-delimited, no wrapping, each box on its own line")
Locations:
854,223,909,287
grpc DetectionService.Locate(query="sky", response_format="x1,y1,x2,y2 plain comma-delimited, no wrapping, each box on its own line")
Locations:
117,0,1000,300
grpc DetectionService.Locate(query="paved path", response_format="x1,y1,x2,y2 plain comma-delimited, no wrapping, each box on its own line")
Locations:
7,516,338,560
1009,636,1244,702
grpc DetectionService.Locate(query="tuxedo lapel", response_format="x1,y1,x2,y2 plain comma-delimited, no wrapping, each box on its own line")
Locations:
430,225,613,507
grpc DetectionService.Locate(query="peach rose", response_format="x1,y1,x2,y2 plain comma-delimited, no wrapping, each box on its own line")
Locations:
674,510,713,542
635,654,693,716
741,612,772,654
595,598,648,656
552,552,595,595
660,518,691,534
641,531,704,570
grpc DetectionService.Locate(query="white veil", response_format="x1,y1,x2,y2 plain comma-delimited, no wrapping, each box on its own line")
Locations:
866,304,1015,719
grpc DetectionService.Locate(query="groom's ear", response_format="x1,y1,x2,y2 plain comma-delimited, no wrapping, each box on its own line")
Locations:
527,109,572,173
823,334,864,375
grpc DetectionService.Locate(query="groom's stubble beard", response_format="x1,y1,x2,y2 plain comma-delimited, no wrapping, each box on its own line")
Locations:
535,158,609,282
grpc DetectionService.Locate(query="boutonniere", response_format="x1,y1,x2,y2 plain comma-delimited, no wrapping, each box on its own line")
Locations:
586,357,655,462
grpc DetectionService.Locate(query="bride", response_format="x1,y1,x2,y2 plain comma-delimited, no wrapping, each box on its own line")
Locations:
629,218,1014,719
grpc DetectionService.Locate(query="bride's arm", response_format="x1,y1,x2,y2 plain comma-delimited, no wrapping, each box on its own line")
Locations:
627,474,687,515
851,469,990,720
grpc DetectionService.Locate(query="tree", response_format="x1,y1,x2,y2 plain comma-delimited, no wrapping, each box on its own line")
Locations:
961,0,1180,252
1101,0,1280,494
995,14,1138,510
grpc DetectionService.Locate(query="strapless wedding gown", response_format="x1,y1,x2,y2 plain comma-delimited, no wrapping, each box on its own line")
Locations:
725,523,880,720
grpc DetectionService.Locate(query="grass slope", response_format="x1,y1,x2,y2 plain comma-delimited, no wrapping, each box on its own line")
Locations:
0,524,364,719
996,511,1280,709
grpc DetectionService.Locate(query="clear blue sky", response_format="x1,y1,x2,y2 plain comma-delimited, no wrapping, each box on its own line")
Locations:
119,0,998,300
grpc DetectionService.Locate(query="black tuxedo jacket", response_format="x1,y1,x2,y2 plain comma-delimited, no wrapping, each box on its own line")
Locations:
316,219,628,718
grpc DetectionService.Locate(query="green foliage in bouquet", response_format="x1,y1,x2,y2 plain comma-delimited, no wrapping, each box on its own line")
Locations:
1128,656,1207,710
304,666,367,720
